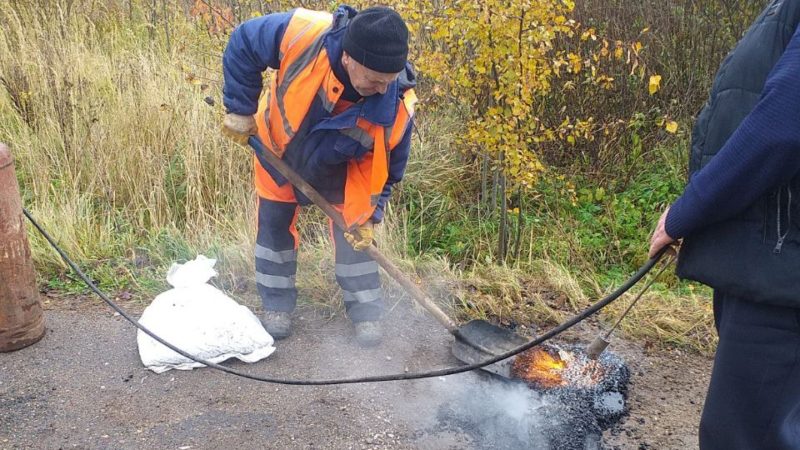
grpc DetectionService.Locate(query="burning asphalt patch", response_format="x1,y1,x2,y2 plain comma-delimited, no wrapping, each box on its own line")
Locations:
423,342,629,450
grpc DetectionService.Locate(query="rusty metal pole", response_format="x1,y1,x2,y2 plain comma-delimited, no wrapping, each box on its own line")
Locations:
0,143,45,352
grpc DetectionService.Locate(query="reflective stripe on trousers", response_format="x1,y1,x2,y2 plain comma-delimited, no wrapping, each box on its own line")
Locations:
256,197,384,322
256,198,299,312
331,222,384,322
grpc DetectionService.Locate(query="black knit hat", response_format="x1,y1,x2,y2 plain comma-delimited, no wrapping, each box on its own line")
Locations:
342,6,409,74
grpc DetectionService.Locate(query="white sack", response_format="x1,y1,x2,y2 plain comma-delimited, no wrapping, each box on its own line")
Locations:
137,255,275,373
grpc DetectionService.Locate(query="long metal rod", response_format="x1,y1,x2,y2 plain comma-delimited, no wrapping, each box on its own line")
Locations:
603,254,676,339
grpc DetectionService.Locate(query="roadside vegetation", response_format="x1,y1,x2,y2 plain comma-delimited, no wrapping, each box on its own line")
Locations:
0,0,762,355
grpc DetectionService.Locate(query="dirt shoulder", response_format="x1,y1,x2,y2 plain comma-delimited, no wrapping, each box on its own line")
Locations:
1,297,712,449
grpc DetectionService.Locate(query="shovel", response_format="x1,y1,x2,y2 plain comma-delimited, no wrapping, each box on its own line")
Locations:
248,136,525,378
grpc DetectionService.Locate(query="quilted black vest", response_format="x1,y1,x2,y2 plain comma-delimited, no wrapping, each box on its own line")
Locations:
677,0,800,306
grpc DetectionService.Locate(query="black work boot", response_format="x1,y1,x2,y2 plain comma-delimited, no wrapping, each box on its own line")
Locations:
260,311,292,339
354,321,382,347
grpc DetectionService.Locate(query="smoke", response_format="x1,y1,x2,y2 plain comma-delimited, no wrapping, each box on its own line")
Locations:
434,373,552,449
412,372,604,450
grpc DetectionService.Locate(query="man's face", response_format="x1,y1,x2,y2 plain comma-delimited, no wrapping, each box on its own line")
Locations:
342,52,402,97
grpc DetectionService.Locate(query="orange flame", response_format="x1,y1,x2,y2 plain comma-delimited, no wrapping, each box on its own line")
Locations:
511,345,607,389
511,347,568,388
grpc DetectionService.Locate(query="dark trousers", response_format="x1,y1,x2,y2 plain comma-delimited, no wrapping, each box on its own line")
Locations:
255,197,383,322
699,291,800,449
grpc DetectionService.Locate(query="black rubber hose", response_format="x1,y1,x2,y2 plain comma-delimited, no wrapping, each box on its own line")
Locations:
24,208,666,385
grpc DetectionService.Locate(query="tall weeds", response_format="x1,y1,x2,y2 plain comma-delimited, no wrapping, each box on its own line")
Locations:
0,2,255,289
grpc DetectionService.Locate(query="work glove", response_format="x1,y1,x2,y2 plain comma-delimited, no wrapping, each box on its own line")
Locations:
344,221,375,251
222,113,257,145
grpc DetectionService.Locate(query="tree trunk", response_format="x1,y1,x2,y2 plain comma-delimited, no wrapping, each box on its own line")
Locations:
497,152,508,262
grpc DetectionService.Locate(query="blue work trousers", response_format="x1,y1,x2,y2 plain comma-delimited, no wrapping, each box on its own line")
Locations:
700,291,800,449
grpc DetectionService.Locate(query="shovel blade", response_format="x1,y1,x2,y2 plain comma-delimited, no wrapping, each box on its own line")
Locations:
451,320,529,379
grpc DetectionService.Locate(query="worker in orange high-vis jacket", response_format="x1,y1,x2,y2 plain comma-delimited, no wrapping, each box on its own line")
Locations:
221,5,417,346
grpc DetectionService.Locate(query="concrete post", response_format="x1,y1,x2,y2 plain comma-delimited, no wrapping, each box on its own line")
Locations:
0,143,45,352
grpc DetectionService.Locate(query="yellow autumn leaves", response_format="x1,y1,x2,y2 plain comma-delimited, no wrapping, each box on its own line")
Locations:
649,74,662,95
390,0,680,189
649,74,679,133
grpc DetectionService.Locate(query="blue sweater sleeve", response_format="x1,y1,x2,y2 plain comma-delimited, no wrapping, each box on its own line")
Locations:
665,27,800,239
222,12,292,115
372,122,413,223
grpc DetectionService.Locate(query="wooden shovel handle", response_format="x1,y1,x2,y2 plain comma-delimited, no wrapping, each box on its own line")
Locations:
248,136,458,333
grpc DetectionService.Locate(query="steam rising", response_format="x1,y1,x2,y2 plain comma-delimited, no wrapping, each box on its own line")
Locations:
417,373,603,450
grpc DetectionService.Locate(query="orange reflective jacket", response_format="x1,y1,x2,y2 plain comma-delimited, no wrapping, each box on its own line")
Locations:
253,9,417,228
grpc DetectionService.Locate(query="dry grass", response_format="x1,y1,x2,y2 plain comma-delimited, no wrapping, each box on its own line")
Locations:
0,2,254,287
602,289,716,354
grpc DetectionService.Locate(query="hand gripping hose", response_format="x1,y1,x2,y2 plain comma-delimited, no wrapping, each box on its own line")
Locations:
24,208,667,386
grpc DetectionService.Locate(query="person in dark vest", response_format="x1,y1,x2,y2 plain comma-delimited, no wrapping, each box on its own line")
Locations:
649,1,800,448
220,6,417,346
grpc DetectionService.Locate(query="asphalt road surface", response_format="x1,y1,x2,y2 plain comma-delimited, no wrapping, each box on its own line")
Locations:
1,295,709,450
1,300,565,450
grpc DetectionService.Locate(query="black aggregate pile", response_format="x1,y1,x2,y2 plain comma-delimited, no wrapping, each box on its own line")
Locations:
519,344,631,449
431,344,630,450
